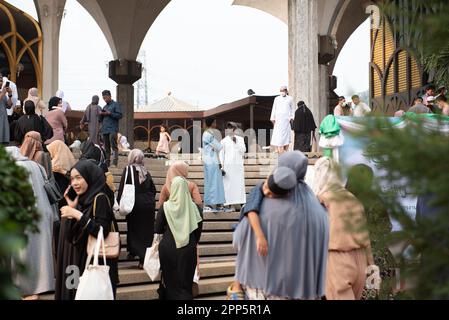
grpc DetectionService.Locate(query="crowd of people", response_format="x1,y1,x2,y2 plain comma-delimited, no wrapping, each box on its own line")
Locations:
0,72,127,168
2,78,446,301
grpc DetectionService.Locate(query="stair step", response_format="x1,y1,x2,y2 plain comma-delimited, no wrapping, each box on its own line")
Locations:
118,262,235,285
115,211,240,223
200,232,234,243
118,255,236,266
118,221,236,233
198,244,236,256
203,221,237,231
120,231,233,247
118,243,236,261
116,276,235,300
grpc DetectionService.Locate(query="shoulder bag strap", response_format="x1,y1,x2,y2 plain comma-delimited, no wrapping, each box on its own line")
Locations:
130,165,135,186
124,165,129,184
37,163,48,182
93,193,116,232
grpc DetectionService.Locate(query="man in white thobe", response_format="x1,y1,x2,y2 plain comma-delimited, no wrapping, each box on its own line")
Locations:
220,122,246,209
270,86,295,154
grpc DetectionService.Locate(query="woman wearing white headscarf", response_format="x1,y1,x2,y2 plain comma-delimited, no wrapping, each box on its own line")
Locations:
56,90,71,113
6,147,55,300
313,157,375,300
117,149,156,268
24,88,46,115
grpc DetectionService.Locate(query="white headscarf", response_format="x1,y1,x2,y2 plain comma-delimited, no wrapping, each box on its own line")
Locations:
313,156,345,198
56,89,70,112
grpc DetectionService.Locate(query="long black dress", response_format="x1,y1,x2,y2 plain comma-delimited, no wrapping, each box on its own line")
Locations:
53,172,69,261
118,166,156,263
55,160,119,300
292,103,317,152
155,205,203,300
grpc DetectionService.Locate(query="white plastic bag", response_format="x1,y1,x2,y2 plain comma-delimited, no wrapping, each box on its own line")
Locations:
193,266,200,284
118,166,135,216
75,227,114,300
144,234,162,281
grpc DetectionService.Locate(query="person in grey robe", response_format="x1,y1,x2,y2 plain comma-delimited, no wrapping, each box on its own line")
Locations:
233,151,329,300
0,80,14,144
80,95,102,144
6,147,55,299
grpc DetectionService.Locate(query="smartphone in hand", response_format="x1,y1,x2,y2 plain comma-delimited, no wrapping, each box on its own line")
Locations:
66,186,78,201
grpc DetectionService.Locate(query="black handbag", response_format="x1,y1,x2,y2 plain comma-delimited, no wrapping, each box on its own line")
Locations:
38,165,63,205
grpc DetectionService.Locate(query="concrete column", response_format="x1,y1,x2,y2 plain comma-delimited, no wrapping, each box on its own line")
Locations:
34,0,66,101
288,0,322,123
109,59,142,148
319,65,330,120
116,83,135,147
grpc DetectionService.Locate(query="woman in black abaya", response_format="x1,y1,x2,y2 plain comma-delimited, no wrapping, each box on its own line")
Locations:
55,160,119,300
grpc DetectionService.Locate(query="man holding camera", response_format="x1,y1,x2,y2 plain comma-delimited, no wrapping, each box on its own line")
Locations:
99,90,123,168
1,70,18,123
0,76,14,145
334,96,354,116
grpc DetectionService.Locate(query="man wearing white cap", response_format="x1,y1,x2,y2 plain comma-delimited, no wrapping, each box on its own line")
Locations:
270,86,295,154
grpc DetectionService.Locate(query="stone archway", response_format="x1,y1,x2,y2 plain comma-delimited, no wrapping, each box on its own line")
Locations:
1,1,43,99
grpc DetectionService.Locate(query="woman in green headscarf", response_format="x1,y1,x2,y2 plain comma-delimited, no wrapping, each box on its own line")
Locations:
155,176,203,300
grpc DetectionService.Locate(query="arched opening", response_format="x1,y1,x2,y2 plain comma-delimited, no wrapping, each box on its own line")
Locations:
0,1,42,100
330,1,425,115
5,0,38,21
332,18,371,108
369,16,424,114
58,0,116,108
134,0,288,109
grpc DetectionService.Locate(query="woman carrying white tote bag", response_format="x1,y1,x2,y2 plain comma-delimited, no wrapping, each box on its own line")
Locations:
75,226,114,300
114,166,136,216
144,234,162,281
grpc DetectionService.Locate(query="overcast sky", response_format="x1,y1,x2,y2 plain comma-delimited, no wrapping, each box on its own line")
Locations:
6,0,369,110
